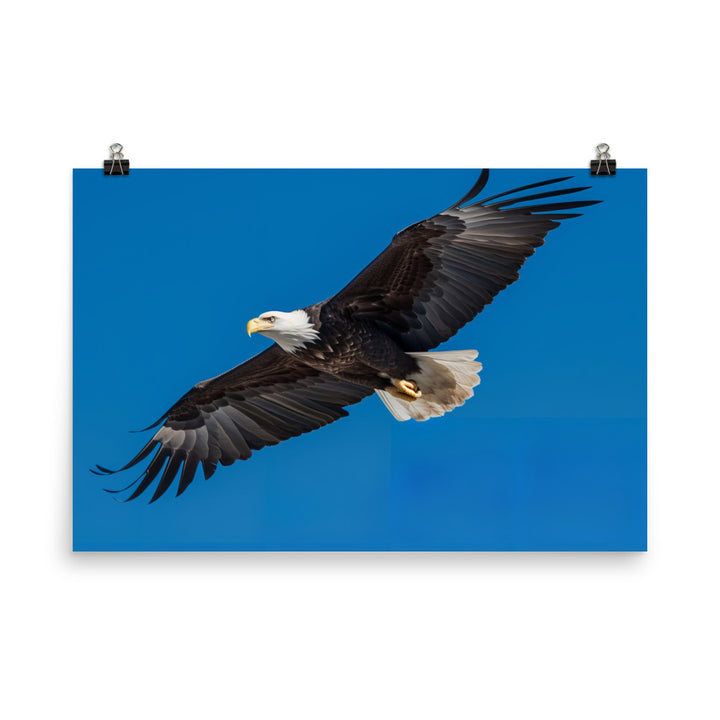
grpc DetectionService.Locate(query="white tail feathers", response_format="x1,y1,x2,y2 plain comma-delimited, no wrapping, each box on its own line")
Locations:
375,350,483,422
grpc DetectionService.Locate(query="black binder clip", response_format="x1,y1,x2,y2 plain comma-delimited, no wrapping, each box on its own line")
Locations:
590,143,616,176
104,143,129,176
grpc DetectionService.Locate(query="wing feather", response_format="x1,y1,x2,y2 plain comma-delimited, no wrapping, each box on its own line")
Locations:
150,451,184,504
126,448,171,501
177,454,200,498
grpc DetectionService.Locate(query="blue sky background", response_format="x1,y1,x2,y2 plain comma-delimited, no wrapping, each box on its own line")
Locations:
73,169,646,550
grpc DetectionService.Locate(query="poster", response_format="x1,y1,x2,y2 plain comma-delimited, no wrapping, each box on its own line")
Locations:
73,169,646,550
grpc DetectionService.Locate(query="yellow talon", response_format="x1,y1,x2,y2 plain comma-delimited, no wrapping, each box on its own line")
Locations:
394,379,422,399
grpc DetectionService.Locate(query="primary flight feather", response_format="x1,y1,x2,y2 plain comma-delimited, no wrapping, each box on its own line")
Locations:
94,170,599,502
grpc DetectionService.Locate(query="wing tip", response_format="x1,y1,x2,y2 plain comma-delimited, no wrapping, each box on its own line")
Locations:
201,459,218,481
450,169,490,209
129,421,163,434
473,175,592,208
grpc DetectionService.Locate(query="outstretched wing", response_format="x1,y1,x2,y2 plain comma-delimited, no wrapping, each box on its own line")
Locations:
329,170,600,351
93,345,373,502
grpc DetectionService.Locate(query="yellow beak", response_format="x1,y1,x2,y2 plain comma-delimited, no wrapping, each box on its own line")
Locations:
246,317,273,336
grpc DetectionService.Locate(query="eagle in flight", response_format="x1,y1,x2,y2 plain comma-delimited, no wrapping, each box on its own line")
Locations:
94,170,598,502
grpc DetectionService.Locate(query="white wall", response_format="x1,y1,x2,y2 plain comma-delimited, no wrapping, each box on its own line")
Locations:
1,2,717,718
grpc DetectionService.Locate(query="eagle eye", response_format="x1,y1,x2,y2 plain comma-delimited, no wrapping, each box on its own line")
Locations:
266,316,275,323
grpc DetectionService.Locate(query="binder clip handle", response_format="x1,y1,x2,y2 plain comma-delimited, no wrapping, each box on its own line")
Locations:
104,143,130,176
590,143,616,176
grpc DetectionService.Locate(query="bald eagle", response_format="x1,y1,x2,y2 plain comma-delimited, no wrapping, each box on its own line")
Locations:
94,170,598,502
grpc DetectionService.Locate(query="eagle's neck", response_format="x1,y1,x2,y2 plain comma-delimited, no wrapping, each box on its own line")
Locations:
271,310,321,353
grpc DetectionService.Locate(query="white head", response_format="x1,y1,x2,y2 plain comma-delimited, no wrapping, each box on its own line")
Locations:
246,309,320,353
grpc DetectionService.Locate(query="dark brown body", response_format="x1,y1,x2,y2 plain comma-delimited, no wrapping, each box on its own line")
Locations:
294,302,419,390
